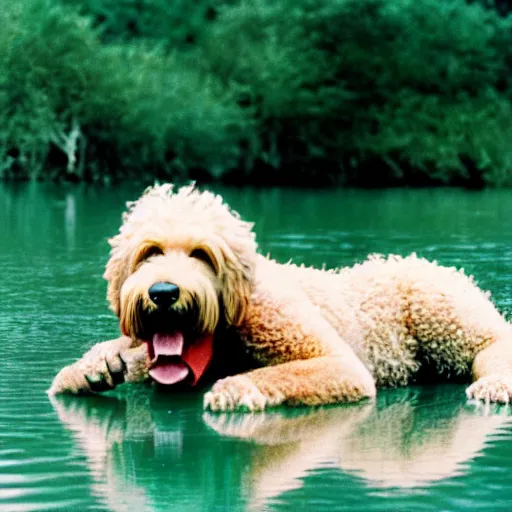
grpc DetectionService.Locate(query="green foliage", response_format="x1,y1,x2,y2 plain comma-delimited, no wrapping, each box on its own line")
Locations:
60,0,220,47
3,0,512,185
199,0,512,185
81,45,251,181
0,0,98,179
0,0,250,181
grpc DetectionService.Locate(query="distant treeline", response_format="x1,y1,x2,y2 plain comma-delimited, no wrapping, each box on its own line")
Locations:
3,0,512,186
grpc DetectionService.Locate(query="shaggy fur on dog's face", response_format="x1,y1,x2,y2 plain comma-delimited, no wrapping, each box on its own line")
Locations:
104,184,257,341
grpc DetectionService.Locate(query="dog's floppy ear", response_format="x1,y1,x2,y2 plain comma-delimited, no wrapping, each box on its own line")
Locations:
221,253,254,327
218,222,257,327
103,186,166,316
103,238,129,317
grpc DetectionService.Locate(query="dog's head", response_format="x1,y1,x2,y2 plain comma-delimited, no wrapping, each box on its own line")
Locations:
104,184,257,386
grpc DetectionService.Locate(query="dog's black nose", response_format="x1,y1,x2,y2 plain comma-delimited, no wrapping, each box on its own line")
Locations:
148,282,180,308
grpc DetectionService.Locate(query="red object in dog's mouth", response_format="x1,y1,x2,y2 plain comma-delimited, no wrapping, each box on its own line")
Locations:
146,332,214,386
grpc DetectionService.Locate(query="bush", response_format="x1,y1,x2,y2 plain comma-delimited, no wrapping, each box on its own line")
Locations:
60,0,220,47
199,0,512,185
0,0,251,182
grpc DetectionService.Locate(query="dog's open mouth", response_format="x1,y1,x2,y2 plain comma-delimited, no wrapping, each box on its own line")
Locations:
146,332,214,386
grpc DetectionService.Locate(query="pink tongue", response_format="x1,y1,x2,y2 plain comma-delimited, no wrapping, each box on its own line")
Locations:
152,332,184,357
149,332,189,385
149,363,189,385
148,332,214,386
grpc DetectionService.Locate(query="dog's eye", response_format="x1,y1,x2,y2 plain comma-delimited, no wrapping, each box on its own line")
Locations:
190,248,215,270
140,245,164,262
131,245,164,272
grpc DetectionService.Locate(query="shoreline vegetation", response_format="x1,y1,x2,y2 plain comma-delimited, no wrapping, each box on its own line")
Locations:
2,0,512,187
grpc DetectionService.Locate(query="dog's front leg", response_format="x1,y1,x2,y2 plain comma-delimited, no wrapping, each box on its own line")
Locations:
48,336,149,395
204,354,376,412
204,281,376,412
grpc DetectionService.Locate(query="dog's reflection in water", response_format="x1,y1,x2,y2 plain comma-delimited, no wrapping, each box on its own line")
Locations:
50,387,511,512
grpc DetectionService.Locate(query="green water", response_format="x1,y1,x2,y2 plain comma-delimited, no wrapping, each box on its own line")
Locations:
2,183,512,512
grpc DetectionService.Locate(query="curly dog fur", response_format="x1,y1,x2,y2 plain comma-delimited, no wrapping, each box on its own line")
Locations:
49,184,512,411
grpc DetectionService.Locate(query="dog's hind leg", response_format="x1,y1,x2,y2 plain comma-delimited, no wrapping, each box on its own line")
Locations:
466,340,512,404
398,260,512,404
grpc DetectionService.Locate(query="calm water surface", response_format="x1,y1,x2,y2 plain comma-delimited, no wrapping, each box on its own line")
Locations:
2,183,512,511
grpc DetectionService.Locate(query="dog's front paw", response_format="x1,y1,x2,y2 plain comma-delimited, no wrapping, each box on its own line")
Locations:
48,364,93,395
48,338,148,395
49,354,126,396
466,375,512,404
204,375,272,412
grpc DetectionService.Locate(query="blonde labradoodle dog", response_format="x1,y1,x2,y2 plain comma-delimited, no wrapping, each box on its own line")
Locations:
49,184,512,411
